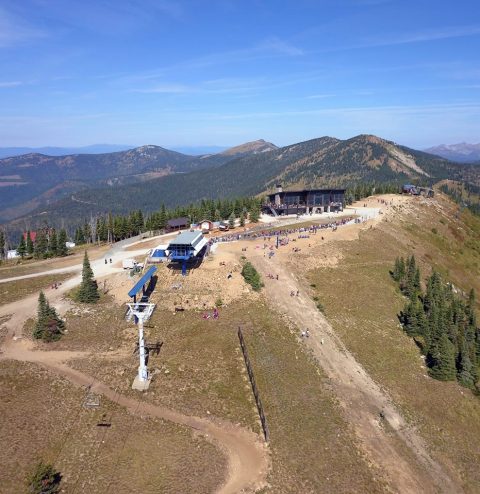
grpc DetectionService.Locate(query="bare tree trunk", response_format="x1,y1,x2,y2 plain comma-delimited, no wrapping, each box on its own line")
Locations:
89,214,97,244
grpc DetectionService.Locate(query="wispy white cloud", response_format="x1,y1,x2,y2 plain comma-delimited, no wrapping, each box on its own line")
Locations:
258,37,304,56
363,25,480,48
188,102,480,122
306,93,335,99
0,81,23,88
113,37,305,85
0,6,46,47
133,83,193,94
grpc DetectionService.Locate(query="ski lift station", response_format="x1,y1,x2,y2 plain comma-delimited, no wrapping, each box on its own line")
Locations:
166,230,208,276
149,244,169,263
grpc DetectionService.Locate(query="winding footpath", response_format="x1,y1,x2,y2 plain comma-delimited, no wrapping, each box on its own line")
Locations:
0,237,270,494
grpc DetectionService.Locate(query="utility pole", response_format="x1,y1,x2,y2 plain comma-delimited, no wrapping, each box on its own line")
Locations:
137,312,148,382
127,302,155,391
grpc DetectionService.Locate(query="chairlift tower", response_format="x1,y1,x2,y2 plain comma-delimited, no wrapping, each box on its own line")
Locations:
127,302,155,391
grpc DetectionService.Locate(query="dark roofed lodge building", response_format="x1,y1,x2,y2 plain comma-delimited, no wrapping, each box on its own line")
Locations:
263,185,346,216
166,217,189,231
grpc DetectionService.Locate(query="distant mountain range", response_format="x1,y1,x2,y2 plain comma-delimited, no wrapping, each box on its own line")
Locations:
424,143,480,163
2,134,479,234
0,144,134,159
0,140,277,222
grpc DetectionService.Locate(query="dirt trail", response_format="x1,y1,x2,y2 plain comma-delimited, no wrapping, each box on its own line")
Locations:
0,337,269,494
0,237,271,493
246,248,461,494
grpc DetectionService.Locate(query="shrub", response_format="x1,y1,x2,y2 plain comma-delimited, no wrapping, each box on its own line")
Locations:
241,262,264,291
26,461,61,494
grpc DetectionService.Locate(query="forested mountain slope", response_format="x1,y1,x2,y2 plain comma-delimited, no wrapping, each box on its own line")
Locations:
21,134,478,219
0,140,277,221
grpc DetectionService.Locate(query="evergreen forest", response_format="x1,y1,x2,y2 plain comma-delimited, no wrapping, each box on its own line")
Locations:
392,256,480,390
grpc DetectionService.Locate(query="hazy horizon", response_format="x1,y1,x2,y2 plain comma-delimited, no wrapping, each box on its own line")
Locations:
1,0,479,149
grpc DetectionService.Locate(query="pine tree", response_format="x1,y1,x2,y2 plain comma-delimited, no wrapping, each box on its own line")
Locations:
249,206,260,223
75,227,86,245
240,212,245,227
76,251,99,303
26,460,61,494
49,229,58,257
17,235,27,258
83,222,92,244
57,229,68,257
466,289,477,329
457,344,475,389
228,212,235,229
34,230,48,259
428,331,457,381
0,229,5,262
158,204,167,230
392,257,402,281
33,291,64,342
401,298,426,337
26,231,34,255
412,267,421,299
402,255,418,298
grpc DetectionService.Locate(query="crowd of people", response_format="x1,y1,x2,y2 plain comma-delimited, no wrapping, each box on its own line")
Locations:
209,216,355,247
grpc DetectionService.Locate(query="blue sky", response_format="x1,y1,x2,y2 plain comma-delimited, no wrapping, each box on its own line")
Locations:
0,0,479,149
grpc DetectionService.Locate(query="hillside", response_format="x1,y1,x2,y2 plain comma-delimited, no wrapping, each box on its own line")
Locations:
425,143,480,163
16,135,478,222
2,193,479,493
0,141,275,222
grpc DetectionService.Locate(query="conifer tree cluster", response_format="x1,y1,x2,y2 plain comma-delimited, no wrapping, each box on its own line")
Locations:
392,256,480,388
76,251,99,303
439,183,480,217
344,182,402,204
72,197,263,245
33,291,65,342
18,229,69,260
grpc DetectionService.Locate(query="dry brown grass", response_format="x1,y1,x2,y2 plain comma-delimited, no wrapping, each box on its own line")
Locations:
241,303,386,493
65,298,383,492
0,360,225,494
308,195,480,492
69,304,260,432
52,294,131,352
0,272,74,306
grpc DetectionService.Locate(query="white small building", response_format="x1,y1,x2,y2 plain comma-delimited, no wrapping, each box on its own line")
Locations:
66,241,76,248
199,220,214,233
7,249,19,259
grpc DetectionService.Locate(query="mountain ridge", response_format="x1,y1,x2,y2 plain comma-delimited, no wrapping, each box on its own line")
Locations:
5,134,479,232
0,140,278,221
0,144,134,159
424,143,480,163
